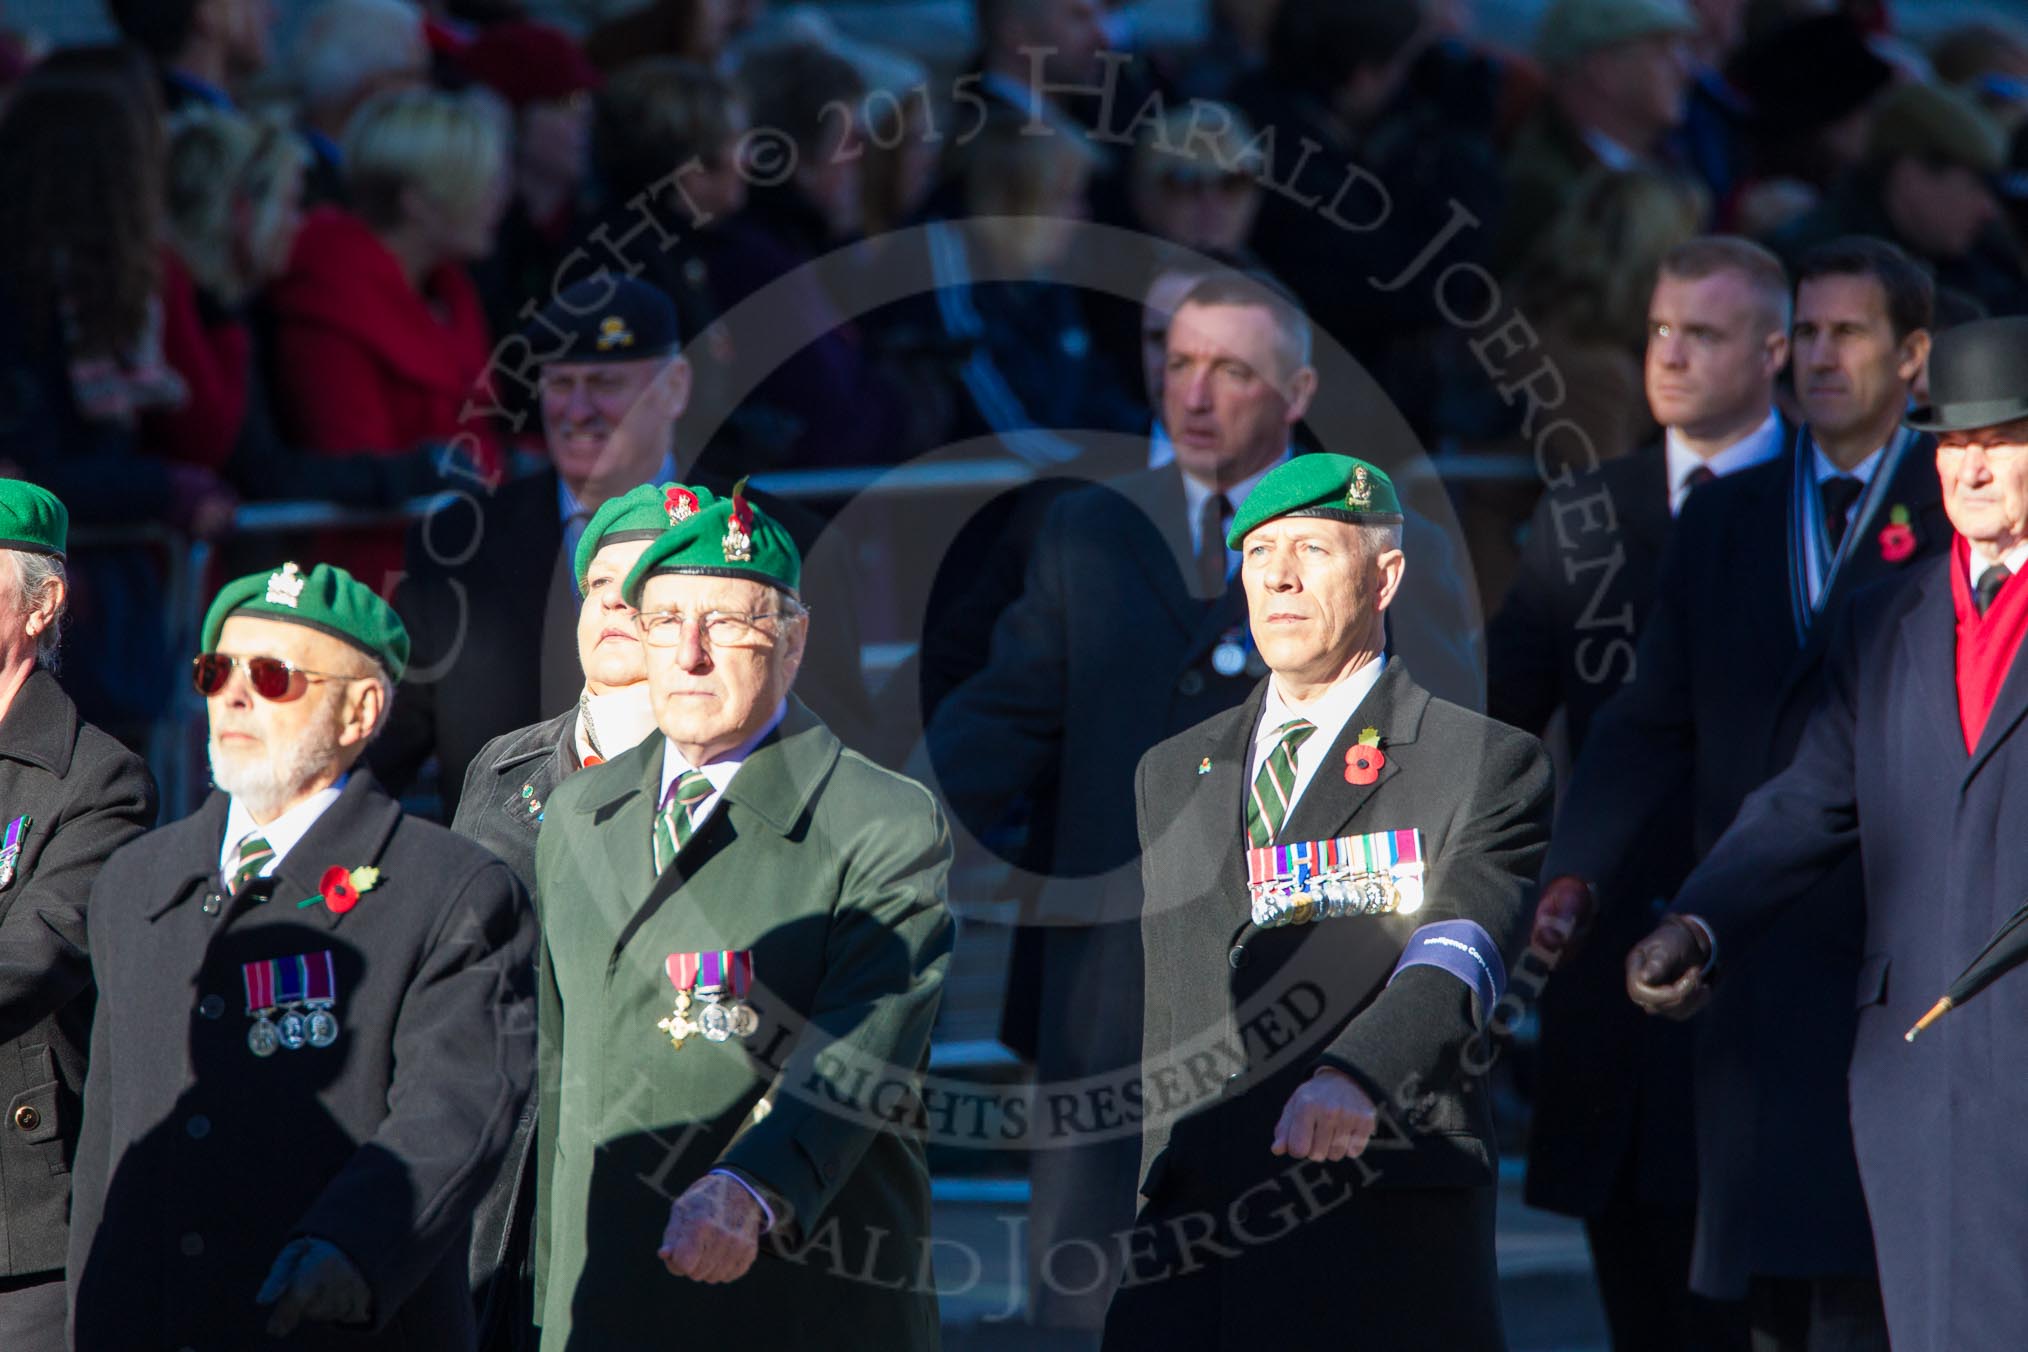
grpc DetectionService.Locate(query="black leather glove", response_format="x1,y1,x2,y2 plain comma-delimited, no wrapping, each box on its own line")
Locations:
256,1236,372,1336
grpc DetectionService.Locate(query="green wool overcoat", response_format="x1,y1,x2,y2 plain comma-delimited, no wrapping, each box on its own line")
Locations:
533,698,952,1351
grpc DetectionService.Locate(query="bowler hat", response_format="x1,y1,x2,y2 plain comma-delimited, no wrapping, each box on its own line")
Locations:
1905,316,2028,433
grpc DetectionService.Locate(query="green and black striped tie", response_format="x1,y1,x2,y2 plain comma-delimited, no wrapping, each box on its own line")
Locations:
652,770,714,873
225,832,274,895
1245,719,1316,847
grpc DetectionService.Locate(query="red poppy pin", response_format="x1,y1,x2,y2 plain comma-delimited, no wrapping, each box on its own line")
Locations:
1345,727,1386,785
299,865,382,914
1878,504,1917,564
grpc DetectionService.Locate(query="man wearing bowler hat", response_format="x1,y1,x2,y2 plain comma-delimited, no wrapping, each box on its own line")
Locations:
1625,315,2028,1350
33,560,535,1350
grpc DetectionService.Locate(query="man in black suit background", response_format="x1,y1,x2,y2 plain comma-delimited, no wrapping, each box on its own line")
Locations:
1104,452,1551,1349
370,277,872,819
1535,237,1948,1352
1495,235,1793,1350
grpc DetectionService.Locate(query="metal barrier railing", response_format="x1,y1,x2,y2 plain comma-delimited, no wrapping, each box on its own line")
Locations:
69,449,1542,818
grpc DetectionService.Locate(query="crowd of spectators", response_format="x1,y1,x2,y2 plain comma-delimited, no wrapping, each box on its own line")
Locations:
0,0,2022,745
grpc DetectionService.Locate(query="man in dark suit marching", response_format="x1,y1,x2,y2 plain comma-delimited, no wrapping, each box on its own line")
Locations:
1537,237,1948,1350
1103,454,1552,1350
29,561,536,1350
1624,314,2028,1351
1495,236,1793,1349
0,484,157,1351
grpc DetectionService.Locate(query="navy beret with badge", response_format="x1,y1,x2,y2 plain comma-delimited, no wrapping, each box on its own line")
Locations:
529,275,683,366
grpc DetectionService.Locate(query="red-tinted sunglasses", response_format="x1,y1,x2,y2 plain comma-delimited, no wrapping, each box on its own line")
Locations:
191,652,368,701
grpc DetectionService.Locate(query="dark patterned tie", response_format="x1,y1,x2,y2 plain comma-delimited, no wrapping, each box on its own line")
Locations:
1197,493,1231,596
1820,476,1863,549
1975,565,2013,617
1244,719,1316,847
1683,464,1716,494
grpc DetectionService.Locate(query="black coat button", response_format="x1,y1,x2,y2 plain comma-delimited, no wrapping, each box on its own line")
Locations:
186,1116,210,1140
12,1105,38,1131
1178,671,1205,697
201,893,222,916
198,996,225,1020
1228,944,1247,969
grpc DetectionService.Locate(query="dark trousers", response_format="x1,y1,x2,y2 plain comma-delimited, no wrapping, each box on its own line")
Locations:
0,1271,67,1352
1584,1153,1749,1352
1748,1276,1891,1352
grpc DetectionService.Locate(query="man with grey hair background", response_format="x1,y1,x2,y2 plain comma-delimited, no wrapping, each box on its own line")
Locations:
288,0,431,205
0,482,156,1351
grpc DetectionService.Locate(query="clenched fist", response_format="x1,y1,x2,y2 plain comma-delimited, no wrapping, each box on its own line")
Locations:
1626,916,1715,1019
659,1172,765,1284
1531,875,1597,961
1270,1066,1377,1162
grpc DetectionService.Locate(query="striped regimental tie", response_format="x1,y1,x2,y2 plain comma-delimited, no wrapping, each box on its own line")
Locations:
652,770,715,874
224,832,275,896
1244,719,1317,848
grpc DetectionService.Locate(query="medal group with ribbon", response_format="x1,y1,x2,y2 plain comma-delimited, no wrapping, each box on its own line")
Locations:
0,814,28,889
242,950,342,1057
1245,828,1426,929
657,949,760,1049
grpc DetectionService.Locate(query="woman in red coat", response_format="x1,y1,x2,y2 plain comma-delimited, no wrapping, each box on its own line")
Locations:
269,86,509,593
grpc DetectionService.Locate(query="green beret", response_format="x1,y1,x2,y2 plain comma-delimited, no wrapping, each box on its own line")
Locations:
574,482,701,589
1227,454,1404,549
201,561,411,681
622,478,802,606
1536,0,1694,68
0,481,67,558
1867,83,2004,175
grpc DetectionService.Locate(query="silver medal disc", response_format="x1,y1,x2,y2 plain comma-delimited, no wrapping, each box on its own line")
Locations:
729,1003,759,1038
698,1001,733,1042
277,1009,308,1051
1212,643,1246,678
248,1017,280,1058
307,1009,340,1048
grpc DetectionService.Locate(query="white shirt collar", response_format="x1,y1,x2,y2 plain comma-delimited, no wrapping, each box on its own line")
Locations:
656,700,789,829
1811,441,1885,487
220,776,348,878
1182,449,1292,556
1969,540,2028,589
1250,654,1388,821
1663,409,1784,515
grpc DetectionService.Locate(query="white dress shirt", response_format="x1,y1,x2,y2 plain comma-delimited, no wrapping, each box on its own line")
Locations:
1969,540,2028,591
1811,441,1885,488
219,777,347,878
1247,655,1388,821
654,701,790,1230
1664,409,1784,515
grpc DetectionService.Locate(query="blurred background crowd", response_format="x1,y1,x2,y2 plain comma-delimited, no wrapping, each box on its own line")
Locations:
1,0,2022,755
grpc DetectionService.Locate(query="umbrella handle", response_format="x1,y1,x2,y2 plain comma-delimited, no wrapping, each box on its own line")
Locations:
1904,997,1955,1042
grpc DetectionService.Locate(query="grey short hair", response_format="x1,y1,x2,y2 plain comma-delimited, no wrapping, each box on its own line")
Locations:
1359,522,1405,560
291,0,427,113
8,549,66,671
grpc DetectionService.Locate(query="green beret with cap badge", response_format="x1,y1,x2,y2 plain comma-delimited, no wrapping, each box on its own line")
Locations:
575,482,705,589
621,478,802,606
1226,454,1405,549
0,480,68,558
200,561,411,680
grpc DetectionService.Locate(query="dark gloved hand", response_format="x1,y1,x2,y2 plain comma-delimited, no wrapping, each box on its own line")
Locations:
1530,874,1598,962
1625,916,1715,1020
256,1236,372,1336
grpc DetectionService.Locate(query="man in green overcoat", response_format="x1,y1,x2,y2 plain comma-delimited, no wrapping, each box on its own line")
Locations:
533,482,953,1350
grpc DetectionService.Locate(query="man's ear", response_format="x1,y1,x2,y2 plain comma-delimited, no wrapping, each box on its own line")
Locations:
340,677,387,748
1284,366,1319,426
1897,328,1933,387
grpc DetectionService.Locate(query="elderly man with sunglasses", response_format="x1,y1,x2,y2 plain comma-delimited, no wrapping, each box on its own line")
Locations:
532,484,952,1351
0,483,155,1352
50,560,535,1352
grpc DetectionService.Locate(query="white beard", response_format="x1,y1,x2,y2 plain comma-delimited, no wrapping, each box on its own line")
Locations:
209,700,345,819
